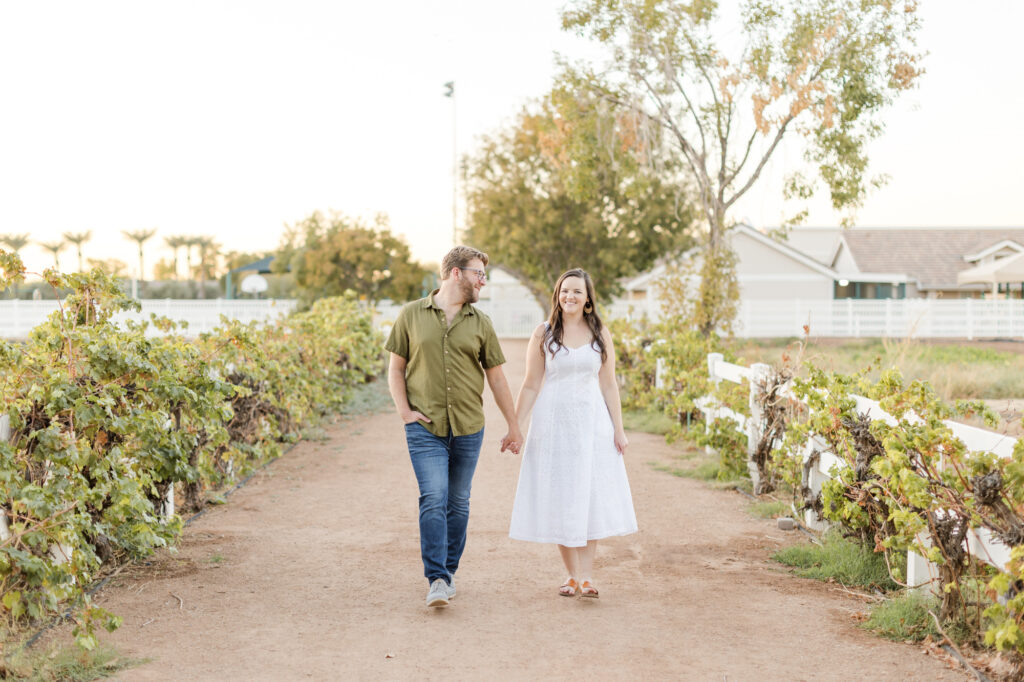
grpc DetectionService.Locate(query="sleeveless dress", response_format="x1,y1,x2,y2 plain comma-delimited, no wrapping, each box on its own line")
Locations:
509,338,638,547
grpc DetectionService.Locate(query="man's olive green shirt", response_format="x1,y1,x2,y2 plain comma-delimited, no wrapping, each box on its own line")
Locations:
385,290,505,438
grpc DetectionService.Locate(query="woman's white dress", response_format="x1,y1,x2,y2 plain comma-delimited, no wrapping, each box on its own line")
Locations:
509,340,638,547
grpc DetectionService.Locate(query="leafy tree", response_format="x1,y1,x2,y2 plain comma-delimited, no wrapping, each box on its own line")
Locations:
37,239,65,270
463,91,697,312
560,0,923,333
62,230,93,272
122,228,157,280
152,257,177,281
86,257,129,277
275,211,428,305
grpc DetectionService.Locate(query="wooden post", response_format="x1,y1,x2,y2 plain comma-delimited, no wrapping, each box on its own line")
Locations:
747,363,771,492
0,412,9,542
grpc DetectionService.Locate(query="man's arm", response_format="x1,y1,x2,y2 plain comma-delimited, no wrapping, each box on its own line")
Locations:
388,352,431,424
484,364,523,454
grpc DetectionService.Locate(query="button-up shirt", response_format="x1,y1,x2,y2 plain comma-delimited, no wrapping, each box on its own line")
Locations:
385,290,506,437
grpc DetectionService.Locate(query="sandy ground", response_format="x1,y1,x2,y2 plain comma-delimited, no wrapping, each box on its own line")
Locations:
56,339,970,681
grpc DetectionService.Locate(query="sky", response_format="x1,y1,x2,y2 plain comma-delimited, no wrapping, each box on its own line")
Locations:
1,1,1022,280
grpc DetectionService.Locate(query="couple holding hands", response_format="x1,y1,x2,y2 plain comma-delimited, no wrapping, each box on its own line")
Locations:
385,246,637,608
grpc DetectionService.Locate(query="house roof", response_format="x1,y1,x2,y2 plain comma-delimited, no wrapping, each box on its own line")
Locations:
836,229,1024,289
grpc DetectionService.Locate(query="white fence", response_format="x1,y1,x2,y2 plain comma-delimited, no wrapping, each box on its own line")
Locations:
0,299,299,339
698,353,1018,590
610,298,1024,339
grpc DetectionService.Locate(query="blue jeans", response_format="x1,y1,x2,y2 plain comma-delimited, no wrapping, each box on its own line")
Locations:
404,422,484,585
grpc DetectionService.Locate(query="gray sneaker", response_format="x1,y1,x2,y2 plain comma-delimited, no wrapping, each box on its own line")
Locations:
426,578,450,607
447,576,456,599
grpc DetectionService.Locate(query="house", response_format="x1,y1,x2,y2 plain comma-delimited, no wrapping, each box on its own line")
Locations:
618,225,1024,305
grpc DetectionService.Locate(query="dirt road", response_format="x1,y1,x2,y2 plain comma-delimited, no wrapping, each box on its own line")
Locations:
73,339,965,680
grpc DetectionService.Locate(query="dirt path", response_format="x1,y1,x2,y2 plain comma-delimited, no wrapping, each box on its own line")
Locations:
66,340,966,680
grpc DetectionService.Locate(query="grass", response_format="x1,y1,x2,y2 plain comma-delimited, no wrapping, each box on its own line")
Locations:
2,639,144,681
861,591,941,642
733,337,1024,401
748,499,790,519
622,409,676,435
208,553,225,564
341,378,393,416
772,531,901,591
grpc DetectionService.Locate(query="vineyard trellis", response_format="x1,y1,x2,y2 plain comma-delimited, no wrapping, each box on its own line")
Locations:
686,350,1024,651
695,354,1017,583
0,251,383,649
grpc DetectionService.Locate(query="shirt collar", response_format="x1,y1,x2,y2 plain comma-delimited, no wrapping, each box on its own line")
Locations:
425,289,475,315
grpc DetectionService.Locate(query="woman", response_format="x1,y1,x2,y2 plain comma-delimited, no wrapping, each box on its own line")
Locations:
509,268,638,598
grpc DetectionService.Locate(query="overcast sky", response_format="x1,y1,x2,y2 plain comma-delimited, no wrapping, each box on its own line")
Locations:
1,1,1021,279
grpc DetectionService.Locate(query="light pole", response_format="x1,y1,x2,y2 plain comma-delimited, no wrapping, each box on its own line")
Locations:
444,80,456,246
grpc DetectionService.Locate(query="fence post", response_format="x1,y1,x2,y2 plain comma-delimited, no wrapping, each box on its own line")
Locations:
747,363,771,492
163,486,175,521
907,541,939,592
0,414,9,541
966,298,973,341
707,353,723,386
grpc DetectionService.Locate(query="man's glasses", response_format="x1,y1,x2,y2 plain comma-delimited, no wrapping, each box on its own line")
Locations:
460,267,487,282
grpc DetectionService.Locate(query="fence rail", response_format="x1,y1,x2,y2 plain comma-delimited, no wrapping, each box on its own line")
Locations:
697,353,1018,589
0,299,299,339
611,298,1024,339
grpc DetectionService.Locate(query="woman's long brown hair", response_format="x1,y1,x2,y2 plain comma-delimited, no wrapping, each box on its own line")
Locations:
543,268,607,362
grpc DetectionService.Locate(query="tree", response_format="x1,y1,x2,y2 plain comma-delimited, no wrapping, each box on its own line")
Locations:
164,235,188,280
0,233,30,253
122,228,157,280
193,236,220,299
37,240,65,270
561,0,923,333
463,91,697,312
62,231,93,272
86,258,129,278
275,211,429,305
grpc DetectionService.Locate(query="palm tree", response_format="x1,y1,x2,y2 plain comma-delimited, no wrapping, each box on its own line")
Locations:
122,228,157,281
62,231,92,272
193,236,220,299
183,236,198,295
0,233,30,254
164,235,187,281
37,240,65,270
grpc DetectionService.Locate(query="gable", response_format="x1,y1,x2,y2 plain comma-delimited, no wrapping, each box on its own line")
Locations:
731,229,833,278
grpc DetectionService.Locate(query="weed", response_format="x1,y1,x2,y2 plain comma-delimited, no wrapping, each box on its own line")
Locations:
773,531,899,591
2,639,144,681
208,553,225,564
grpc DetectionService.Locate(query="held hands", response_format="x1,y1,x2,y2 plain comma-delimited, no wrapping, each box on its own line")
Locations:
614,429,629,455
500,424,524,455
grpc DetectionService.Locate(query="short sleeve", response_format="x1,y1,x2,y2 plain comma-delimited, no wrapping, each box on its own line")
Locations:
384,307,410,359
478,316,505,369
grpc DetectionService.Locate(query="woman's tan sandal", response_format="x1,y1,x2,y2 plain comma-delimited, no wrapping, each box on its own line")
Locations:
580,581,599,598
559,578,579,597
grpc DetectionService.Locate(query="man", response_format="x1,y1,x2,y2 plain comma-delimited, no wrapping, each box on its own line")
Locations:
385,245,523,608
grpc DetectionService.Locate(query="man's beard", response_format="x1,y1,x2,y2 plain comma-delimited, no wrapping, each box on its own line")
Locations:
460,278,479,303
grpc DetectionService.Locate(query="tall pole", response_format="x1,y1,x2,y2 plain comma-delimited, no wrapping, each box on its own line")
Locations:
444,80,456,246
